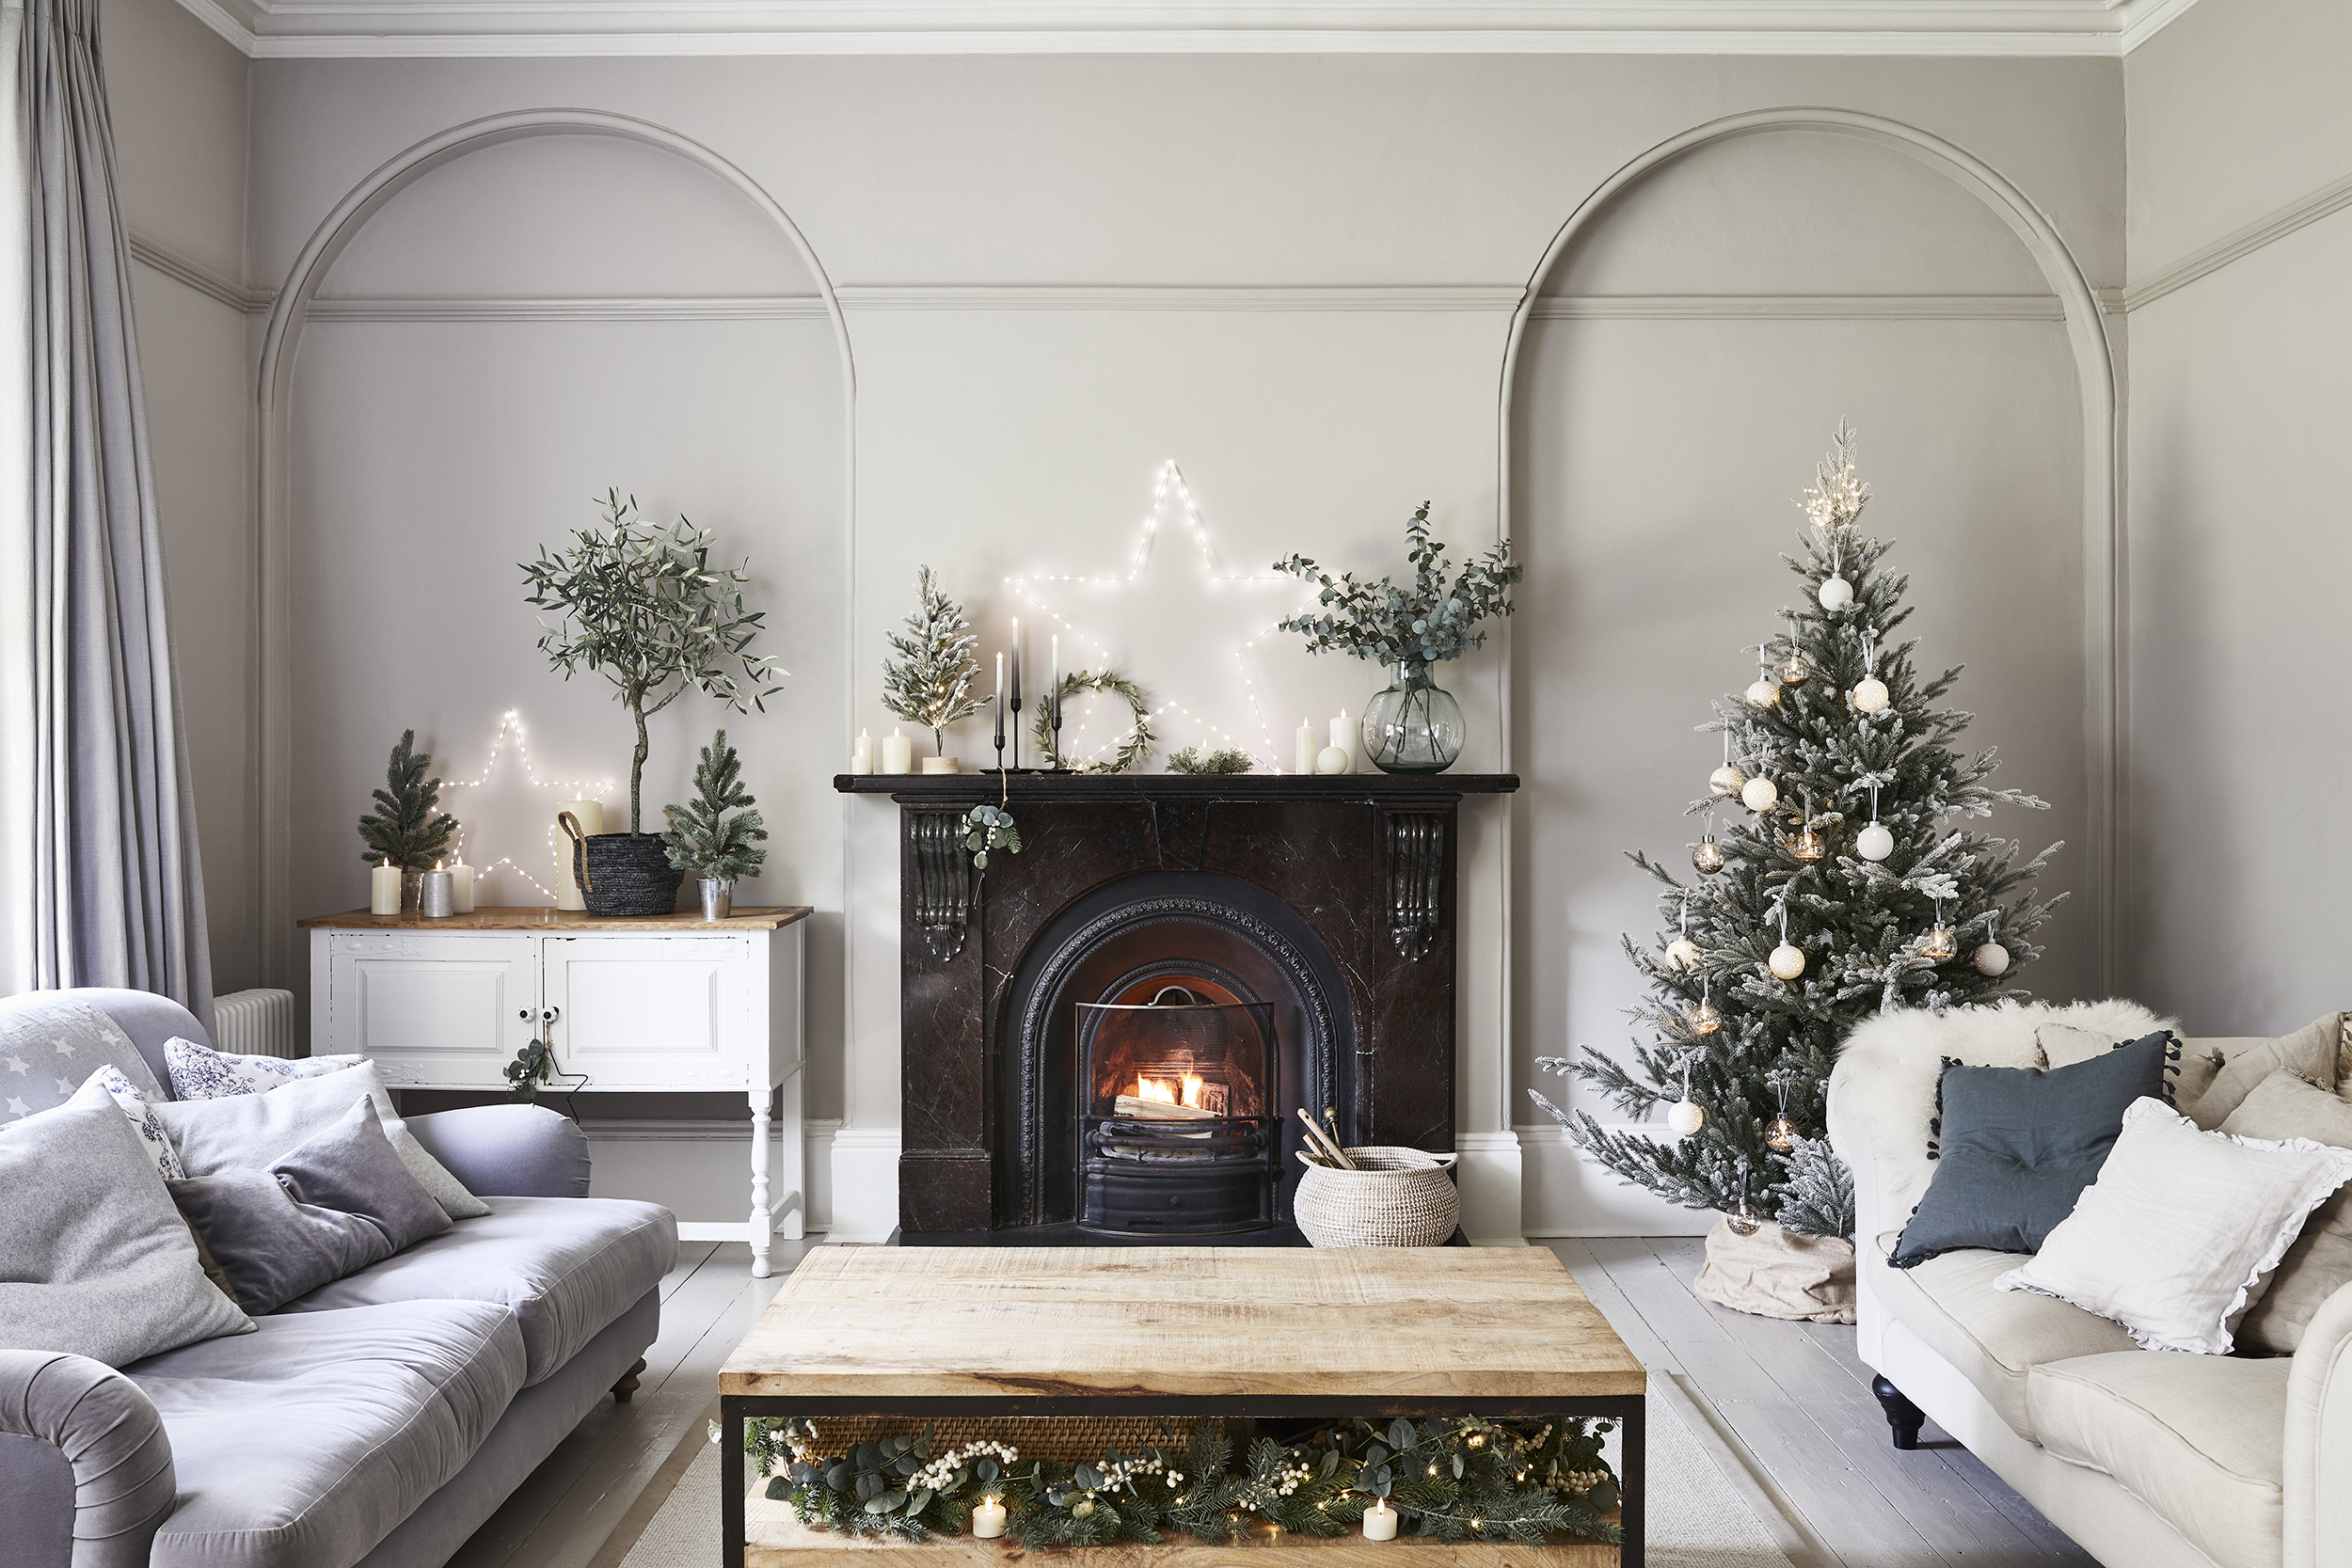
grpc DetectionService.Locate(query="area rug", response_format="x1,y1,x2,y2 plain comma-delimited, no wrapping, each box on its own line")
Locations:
611,1390,1793,1566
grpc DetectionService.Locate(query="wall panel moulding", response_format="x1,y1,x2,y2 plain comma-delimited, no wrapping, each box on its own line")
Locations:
174,0,2206,58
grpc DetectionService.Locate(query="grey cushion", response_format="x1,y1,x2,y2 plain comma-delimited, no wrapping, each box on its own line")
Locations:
151,1061,491,1222
1891,1031,2170,1267
0,998,167,1123
0,1086,252,1367
280,1196,677,1385
168,1101,453,1315
128,1299,527,1568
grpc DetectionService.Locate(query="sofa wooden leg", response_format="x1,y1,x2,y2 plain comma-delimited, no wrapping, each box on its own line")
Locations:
611,1358,646,1405
1872,1375,1926,1450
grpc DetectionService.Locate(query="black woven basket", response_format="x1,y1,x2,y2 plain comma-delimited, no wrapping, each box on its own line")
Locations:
560,816,683,916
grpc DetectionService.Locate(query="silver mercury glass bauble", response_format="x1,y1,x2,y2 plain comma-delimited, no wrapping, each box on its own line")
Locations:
1974,942,2011,976
1818,576,1854,611
1740,775,1780,814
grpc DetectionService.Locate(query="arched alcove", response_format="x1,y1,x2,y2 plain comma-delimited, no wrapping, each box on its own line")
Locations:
255,111,854,1121
1499,110,2116,1234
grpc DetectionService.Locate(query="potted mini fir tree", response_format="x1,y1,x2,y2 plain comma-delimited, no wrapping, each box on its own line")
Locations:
357,729,458,911
662,729,768,920
523,491,784,914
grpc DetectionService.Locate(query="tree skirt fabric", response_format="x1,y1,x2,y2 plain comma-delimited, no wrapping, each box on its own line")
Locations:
1692,1216,1857,1325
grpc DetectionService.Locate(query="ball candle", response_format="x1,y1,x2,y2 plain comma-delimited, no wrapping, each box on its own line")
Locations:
1295,719,1317,776
971,1497,1008,1539
1361,1498,1399,1542
1316,744,1349,775
369,858,402,916
448,860,475,914
881,729,914,775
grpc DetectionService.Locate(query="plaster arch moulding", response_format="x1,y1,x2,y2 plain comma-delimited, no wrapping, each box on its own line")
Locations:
178,0,2201,59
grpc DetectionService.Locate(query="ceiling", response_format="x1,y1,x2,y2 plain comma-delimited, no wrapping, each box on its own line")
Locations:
176,0,2201,58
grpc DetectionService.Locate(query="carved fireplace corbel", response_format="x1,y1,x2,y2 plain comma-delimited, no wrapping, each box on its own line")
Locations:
908,809,974,962
1383,810,1446,962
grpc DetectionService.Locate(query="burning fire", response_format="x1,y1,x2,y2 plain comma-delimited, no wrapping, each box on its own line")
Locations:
1135,1072,1206,1109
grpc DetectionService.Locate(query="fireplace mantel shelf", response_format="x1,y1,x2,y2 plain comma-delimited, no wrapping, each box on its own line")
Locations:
834,772,1518,799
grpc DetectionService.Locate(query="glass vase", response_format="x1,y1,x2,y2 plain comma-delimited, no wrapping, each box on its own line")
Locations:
1362,664,1465,774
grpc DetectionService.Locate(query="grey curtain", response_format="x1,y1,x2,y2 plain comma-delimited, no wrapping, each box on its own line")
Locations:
0,0,210,1021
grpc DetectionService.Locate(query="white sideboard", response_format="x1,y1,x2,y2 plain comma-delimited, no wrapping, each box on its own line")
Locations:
302,905,810,1276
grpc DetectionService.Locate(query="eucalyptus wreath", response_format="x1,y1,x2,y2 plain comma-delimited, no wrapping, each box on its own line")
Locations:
1033,669,1153,774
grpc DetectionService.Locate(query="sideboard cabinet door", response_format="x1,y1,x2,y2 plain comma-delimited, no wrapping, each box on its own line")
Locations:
321,932,541,1088
542,934,755,1092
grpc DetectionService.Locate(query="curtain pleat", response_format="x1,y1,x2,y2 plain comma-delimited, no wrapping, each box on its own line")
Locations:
2,0,211,1022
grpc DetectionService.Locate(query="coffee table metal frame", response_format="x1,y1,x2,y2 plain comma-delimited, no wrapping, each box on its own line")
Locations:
721,1389,1644,1566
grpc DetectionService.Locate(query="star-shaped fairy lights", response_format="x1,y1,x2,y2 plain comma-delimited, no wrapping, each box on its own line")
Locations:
437,710,616,905
1006,463,1313,768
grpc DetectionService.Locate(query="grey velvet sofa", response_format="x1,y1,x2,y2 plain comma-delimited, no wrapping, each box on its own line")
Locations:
0,988,679,1568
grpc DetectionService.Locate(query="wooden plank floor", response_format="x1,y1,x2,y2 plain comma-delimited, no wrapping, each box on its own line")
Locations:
1543,1239,2097,1568
457,1237,2097,1568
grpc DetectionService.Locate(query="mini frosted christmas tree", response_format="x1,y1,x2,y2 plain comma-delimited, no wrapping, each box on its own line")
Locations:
357,729,457,871
882,566,982,755
1530,423,2064,1243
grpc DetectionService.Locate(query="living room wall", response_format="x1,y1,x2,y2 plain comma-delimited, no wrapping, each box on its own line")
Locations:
2122,0,2352,1037
108,18,2128,1236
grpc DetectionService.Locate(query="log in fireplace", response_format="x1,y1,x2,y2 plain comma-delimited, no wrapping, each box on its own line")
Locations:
836,771,1519,1240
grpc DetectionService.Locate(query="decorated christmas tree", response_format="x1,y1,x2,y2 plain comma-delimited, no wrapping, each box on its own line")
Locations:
357,729,457,871
1530,423,2064,1246
882,566,982,755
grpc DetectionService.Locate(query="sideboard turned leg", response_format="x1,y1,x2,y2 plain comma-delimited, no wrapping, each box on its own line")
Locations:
748,1085,773,1278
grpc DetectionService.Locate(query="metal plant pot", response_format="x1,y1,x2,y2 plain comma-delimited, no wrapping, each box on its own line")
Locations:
698,878,734,921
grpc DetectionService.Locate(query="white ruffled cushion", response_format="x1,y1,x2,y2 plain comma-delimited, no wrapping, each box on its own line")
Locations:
1997,1097,2352,1354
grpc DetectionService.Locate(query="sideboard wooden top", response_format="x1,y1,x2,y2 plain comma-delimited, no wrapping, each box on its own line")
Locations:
299,905,813,932
721,1245,1645,1402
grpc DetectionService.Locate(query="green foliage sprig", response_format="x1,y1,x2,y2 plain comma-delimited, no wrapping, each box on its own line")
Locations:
962,804,1023,870
521,490,785,833
1168,745,1254,774
660,729,767,882
1275,505,1523,684
357,729,457,872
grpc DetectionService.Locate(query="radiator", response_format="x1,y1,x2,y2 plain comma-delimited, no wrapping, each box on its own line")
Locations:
211,988,298,1058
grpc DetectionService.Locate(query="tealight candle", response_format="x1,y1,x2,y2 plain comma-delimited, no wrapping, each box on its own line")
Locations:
1362,1498,1399,1542
420,863,454,919
448,860,475,913
972,1496,1007,1539
369,858,402,916
881,729,914,775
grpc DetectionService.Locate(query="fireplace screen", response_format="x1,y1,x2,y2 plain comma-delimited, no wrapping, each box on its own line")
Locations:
1076,985,1279,1234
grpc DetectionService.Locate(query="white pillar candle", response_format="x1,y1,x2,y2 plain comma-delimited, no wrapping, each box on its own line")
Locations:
556,800,603,911
1362,1499,1398,1542
971,1497,1007,1539
850,730,874,776
1295,719,1318,776
369,858,402,916
1330,708,1358,774
448,861,475,913
881,729,914,775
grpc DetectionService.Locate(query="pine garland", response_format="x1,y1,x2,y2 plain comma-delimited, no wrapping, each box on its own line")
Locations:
1528,423,2065,1240
356,729,457,871
882,566,982,755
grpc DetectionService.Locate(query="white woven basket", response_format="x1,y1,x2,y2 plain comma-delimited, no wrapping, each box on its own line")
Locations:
1294,1146,1461,1246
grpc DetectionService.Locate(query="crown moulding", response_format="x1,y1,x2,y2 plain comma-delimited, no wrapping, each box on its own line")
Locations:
174,0,2203,59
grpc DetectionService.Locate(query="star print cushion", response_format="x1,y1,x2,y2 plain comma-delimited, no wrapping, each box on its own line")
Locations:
164,1035,364,1101
85,1064,189,1180
0,998,167,1124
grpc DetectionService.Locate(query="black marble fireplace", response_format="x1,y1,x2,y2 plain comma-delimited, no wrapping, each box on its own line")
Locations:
835,772,1518,1238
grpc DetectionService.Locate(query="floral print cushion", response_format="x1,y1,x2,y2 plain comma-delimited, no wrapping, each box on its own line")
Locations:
86,1064,188,1180
1,1000,167,1122
165,1036,364,1101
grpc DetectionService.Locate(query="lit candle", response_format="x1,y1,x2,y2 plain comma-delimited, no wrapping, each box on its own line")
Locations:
420,861,454,919
1009,618,1023,710
1362,1498,1399,1542
972,1496,1007,1539
1295,719,1318,776
1329,708,1358,775
850,729,874,775
370,857,402,916
881,729,914,775
448,859,475,913
555,800,603,911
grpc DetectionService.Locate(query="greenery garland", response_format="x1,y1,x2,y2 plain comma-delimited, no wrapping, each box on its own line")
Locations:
1168,745,1254,774
740,1412,1621,1548
1032,670,1153,775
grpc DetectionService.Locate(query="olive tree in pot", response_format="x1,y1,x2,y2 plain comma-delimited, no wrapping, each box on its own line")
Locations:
662,729,766,920
523,490,784,914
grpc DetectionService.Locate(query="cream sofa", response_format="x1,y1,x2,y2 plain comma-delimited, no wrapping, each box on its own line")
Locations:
1826,1003,2352,1568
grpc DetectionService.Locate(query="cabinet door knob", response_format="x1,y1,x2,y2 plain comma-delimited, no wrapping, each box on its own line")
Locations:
518,1007,532,1020
539,1006,560,1023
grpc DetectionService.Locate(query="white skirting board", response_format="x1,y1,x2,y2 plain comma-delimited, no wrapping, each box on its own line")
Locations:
583,1109,825,1236
1454,1130,1529,1245
1516,1120,1716,1237
823,1127,904,1243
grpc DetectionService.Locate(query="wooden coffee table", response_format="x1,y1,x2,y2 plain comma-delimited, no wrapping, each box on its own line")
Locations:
719,1246,1645,1565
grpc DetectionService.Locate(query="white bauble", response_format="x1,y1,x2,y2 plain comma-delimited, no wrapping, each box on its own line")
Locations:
1665,938,1702,970
1856,822,1895,862
1315,745,1350,775
1818,576,1855,612
1708,764,1747,799
1666,1100,1706,1137
1740,775,1780,814
1851,677,1890,714
1744,678,1782,709
1973,942,2011,976
1768,942,1806,980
